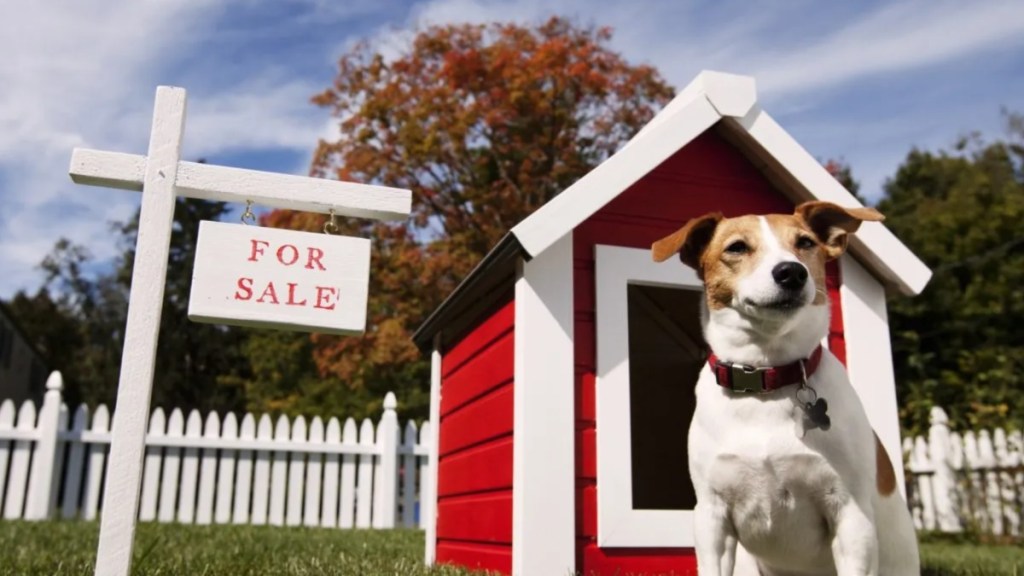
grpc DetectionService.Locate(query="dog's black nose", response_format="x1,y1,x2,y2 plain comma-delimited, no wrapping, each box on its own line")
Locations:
772,262,808,290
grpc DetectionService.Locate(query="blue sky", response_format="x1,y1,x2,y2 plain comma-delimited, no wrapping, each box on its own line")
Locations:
1,0,1022,298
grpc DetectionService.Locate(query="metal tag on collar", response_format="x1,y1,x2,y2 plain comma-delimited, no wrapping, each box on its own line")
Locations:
731,364,767,393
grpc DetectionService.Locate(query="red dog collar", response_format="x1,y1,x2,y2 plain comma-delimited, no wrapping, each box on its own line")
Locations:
708,345,823,394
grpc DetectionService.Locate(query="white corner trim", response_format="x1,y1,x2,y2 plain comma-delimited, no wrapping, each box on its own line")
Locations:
513,232,575,575
423,336,441,565
736,108,932,296
511,96,720,259
839,255,907,495
595,245,703,547
698,70,758,118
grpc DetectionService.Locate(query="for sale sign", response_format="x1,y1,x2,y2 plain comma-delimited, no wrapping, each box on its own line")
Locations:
188,220,371,335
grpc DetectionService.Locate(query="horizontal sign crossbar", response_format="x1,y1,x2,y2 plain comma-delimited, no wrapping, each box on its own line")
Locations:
69,148,412,221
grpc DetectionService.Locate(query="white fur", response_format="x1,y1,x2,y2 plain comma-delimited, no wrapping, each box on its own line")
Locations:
689,219,920,576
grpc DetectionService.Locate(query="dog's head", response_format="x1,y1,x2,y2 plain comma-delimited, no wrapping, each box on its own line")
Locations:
651,201,883,339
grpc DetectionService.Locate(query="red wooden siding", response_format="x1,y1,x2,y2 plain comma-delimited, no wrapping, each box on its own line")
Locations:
573,129,830,573
436,299,515,575
826,260,847,365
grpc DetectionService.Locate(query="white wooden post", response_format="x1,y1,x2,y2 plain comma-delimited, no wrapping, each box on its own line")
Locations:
401,420,418,528
423,337,441,564
373,392,399,528
928,407,961,532
93,86,186,575
68,85,411,576
25,371,64,520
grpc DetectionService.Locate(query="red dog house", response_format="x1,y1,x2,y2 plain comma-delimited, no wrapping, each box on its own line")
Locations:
412,71,931,575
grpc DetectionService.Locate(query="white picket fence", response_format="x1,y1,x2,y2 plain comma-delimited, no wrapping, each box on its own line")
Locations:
904,406,1024,538
0,371,433,530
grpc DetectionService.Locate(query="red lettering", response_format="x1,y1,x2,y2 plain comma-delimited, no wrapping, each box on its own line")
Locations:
257,282,279,304
286,282,308,306
277,244,299,266
248,240,269,262
314,286,337,310
305,247,326,271
234,277,253,301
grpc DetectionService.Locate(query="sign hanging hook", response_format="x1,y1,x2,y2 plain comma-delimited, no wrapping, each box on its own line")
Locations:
241,200,256,225
324,209,339,235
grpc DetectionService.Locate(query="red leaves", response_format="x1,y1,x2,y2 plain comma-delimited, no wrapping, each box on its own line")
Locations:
268,17,673,394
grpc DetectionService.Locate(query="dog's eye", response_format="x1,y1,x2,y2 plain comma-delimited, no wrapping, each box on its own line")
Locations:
725,240,749,255
795,236,817,250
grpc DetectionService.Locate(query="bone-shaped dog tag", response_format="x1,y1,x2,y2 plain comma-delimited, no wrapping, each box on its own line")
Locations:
804,398,831,432
795,397,830,438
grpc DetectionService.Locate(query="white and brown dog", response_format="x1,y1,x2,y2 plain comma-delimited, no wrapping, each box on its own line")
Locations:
652,201,919,576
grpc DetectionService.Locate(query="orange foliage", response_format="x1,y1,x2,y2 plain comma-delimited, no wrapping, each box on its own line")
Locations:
264,17,672,406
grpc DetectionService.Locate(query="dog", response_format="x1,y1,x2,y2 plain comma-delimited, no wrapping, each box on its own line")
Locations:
651,201,920,576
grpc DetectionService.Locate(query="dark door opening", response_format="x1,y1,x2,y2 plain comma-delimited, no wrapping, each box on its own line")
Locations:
626,284,704,510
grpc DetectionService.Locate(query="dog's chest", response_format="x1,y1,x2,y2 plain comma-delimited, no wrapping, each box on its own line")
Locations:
708,449,840,565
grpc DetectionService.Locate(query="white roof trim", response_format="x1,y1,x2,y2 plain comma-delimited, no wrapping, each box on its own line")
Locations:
509,70,932,296
511,92,720,257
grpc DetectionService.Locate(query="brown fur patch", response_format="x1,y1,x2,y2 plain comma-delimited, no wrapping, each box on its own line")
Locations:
698,215,764,310
875,433,897,496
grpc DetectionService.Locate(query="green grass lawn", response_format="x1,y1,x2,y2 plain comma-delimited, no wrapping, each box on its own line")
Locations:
0,521,479,576
1,521,1021,575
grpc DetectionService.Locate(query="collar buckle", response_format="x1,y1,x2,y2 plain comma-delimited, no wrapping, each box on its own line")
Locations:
725,362,768,393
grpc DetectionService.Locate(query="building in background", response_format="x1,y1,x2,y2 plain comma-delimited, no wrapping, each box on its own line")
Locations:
0,302,49,404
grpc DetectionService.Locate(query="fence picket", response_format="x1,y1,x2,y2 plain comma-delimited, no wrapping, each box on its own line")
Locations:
0,400,14,512
402,421,418,528
286,416,307,527
304,417,324,527
1008,430,1023,537
232,413,255,524
418,420,431,530
216,413,238,524
978,430,1003,535
356,418,374,528
45,401,69,519
250,414,273,525
158,409,184,522
82,404,110,521
339,418,357,529
994,428,1018,536
138,408,165,521
321,417,341,528
195,411,220,525
963,431,986,531
26,373,63,520
269,415,290,526
913,436,935,531
61,404,90,519
177,410,203,523
2,400,35,519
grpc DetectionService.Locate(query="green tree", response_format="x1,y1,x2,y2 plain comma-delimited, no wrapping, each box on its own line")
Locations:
262,17,674,419
879,113,1024,433
115,197,253,413
5,198,254,413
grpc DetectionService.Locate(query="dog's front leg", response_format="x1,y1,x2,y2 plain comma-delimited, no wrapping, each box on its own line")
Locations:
694,498,738,576
830,499,879,576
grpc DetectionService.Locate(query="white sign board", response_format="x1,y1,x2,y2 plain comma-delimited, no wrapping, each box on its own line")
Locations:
188,220,371,335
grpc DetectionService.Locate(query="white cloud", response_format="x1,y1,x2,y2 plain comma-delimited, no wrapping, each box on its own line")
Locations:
1,0,1021,298
0,1,344,297
747,0,1024,95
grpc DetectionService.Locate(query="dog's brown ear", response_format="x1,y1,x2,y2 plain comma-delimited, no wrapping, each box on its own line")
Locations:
651,212,723,271
795,201,884,259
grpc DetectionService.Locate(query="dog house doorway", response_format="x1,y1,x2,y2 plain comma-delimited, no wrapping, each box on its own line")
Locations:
626,284,703,511
595,244,704,547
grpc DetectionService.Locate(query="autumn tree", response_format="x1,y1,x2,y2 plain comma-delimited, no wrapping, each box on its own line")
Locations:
879,113,1024,433
259,17,673,418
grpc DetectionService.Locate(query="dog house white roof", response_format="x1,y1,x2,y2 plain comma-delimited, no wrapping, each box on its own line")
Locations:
415,70,932,576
